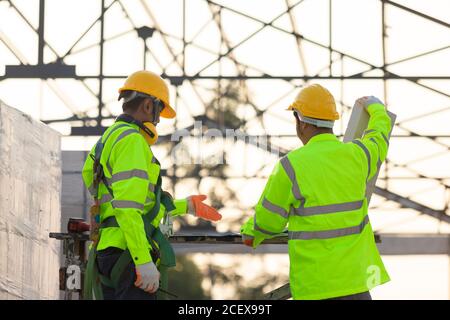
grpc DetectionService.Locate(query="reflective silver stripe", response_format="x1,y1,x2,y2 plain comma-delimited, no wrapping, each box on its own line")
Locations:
145,197,154,204
101,124,130,143
106,129,140,174
148,183,155,193
381,132,389,146
363,129,375,136
291,200,364,216
288,215,370,240
106,162,113,178
365,163,381,198
108,169,149,184
365,140,382,198
280,156,303,201
112,200,144,210
262,198,288,219
370,137,380,156
370,137,383,169
115,128,139,144
352,140,371,180
99,194,113,205
254,218,280,236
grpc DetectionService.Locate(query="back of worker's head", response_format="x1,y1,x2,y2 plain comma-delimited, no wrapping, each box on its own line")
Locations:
293,112,333,145
120,90,146,114
118,89,160,128
116,71,179,146
288,84,339,144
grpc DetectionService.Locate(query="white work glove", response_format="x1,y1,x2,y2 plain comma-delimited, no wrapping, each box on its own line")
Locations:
355,96,384,110
134,261,160,293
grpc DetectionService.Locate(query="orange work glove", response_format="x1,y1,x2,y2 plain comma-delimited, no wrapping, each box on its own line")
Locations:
187,195,222,222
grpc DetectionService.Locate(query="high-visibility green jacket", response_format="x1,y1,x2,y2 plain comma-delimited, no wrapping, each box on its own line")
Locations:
241,103,392,300
82,120,188,265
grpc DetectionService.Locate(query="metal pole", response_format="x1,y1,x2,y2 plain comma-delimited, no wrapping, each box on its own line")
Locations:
38,0,45,64
183,0,186,74
143,40,147,69
329,0,332,76
83,151,88,220
381,0,389,190
98,0,105,127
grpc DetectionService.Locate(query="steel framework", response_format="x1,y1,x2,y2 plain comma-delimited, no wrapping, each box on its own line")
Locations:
1,0,450,240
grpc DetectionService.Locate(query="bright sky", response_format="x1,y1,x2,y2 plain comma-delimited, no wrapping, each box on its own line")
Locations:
1,0,449,299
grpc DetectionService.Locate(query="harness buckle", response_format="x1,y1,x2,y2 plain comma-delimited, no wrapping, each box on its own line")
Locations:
160,214,174,237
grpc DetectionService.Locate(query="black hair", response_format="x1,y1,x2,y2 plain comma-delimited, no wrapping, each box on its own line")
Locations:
120,90,146,113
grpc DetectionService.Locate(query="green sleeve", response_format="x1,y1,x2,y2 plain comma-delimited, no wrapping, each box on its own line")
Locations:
169,199,189,217
108,133,153,265
242,160,294,248
82,146,95,196
359,103,392,180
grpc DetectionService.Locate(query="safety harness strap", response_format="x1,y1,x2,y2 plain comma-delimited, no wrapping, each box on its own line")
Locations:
86,123,177,299
92,123,133,199
93,171,176,297
85,124,133,300
84,248,104,300
91,230,175,300
109,250,133,289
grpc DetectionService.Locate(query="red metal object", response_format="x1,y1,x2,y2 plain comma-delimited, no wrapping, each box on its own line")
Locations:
67,218,90,233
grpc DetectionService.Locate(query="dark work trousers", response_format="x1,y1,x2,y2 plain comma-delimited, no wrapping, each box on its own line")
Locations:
96,247,156,300
327,291,372,300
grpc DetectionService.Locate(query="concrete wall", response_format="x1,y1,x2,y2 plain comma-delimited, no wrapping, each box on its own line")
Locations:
61,151,91,230
0,100,61,299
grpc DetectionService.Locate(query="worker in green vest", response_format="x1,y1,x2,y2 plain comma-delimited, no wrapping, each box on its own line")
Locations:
82,70,222,300
241,84,391,300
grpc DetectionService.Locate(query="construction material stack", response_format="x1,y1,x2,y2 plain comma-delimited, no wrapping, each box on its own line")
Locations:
0,100,61,299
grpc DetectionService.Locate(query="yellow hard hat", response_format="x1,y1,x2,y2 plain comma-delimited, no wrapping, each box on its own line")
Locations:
118,70,176,119
287,84,339,121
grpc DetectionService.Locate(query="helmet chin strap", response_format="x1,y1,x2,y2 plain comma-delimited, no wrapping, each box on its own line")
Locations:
151,97,164,125
151,101,162,125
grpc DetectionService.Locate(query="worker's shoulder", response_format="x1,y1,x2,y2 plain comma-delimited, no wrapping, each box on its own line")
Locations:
280,147,309,165
283,139,358,163
284,147,304,159
104,123,147,150
106,123,140,141
284,139,345,157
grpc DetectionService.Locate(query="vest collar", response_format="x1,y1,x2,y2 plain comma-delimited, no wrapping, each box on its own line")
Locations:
116,119,139,131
